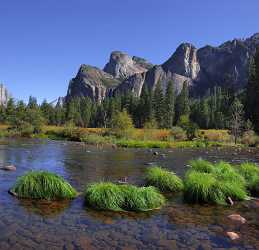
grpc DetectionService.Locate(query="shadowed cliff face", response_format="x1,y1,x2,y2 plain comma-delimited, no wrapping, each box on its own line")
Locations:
66,33,259,101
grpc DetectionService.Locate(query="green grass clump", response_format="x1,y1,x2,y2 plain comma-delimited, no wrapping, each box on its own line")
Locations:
85,182,125,211
11,171,77,200
184,159,248,204
213,161,246,186
239,162,259,196
189,159,214,173
85,182,165,212
145,166,183,192
121,185,165,211
184,171,225,204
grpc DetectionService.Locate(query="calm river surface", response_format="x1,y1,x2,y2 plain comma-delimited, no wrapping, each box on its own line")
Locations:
0,139,258,250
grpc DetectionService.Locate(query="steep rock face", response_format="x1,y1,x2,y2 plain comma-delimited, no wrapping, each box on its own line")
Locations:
103,51,150,79
66,33,259,101
162,43,200,79
193,39,254,95
66,65,120,102
113,72,146,97
143,65,191,95
0,84,10,106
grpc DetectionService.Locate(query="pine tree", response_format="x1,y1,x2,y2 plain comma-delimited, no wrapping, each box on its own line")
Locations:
175,81,190,123
66,98,82,126
164,80,175,128
246,48,259,132
230,97,244,144
153,81,164,128
80,97,92,127
5,98,16,123
28,96,38,110
137,85,153,127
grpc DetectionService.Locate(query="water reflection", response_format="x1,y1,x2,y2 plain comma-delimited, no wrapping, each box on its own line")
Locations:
18,199,71,218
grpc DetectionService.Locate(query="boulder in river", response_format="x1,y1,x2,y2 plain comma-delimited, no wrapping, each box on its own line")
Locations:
1,165,16,171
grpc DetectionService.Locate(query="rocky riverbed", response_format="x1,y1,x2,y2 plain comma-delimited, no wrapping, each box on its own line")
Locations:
0,139,258,249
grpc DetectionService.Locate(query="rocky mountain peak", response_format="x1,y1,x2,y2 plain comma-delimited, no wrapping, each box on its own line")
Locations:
162,43,200,79
103,51,150,79
66,32,259,102
0,83,10,106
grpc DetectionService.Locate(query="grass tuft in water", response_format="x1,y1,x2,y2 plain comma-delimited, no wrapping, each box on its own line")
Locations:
189,159,214,173
11,171,77,200
85,182,165,212
184,159,248,204
184,171,225,204
85,182,125,211
239,162,259,196
145,166,183,192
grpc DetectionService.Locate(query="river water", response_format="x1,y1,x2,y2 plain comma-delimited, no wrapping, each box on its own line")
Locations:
0,139,258,249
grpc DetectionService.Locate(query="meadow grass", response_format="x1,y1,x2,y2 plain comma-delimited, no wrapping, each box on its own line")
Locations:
11,171,77,200
145,166,183,192
184,159,248,204
84,182,165,212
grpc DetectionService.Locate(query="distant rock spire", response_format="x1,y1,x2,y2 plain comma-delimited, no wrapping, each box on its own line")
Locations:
0,83,10,106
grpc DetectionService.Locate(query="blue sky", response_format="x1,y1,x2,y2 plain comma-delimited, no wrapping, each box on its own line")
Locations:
0,0,258,103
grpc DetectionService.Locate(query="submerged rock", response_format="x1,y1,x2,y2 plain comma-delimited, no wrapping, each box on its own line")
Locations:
227,214,246,224
226,231,240,240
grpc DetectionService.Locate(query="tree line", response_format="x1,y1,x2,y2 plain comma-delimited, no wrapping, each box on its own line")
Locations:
0,48,258,134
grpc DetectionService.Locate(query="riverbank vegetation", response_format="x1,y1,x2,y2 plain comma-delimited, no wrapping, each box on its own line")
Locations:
1,48,259,149
10,171,77,200
84,182,165,212
145,166,183,192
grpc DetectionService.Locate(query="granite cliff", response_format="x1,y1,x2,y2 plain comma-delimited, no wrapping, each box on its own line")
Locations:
66,33,259,102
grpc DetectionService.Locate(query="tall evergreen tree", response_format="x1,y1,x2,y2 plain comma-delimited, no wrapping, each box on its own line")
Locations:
164,80,175,128
28,96,38,110
137,85,153,127
175,81,190,122
230,97,244,144
153,81,164,128
246,48,259,132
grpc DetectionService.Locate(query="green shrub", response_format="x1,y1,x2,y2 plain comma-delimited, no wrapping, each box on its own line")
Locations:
145,166,183,192
62,122,82,141
171,126,187,141
85,182,165,212
110,109,134,138
20,122,34,137
241,130,258,147
80,133,109,146
11,171,77,200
